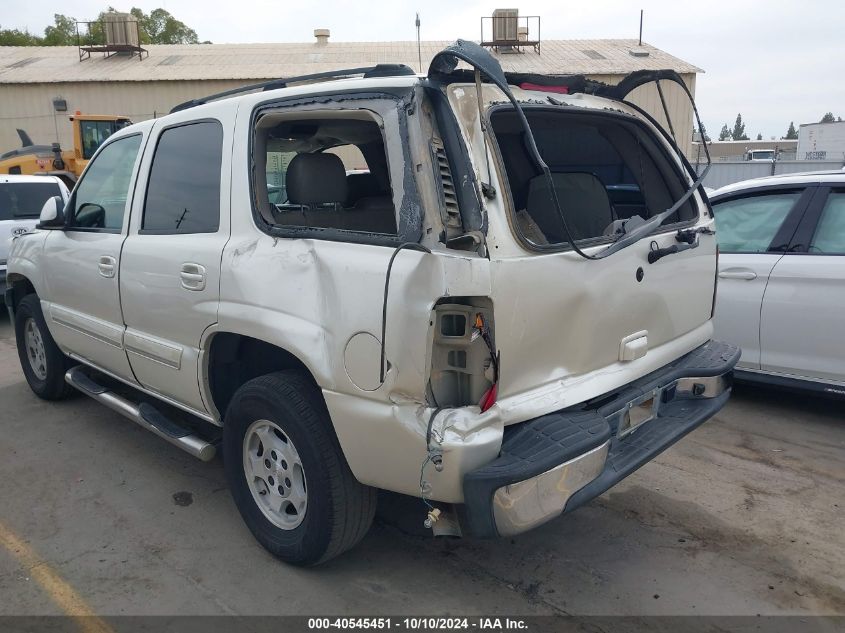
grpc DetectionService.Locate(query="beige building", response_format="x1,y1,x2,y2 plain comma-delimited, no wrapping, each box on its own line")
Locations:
689,139,799,163
0,36,702,156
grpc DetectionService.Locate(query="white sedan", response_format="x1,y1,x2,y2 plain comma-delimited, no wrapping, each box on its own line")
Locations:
710,171,845,397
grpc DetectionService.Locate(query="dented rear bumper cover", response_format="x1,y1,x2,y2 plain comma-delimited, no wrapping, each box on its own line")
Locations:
460,340,740,538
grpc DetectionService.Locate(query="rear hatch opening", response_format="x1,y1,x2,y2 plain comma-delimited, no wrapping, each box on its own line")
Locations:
488,106,701,252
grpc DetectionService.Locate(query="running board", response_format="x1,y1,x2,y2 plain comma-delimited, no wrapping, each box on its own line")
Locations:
65,366,216,462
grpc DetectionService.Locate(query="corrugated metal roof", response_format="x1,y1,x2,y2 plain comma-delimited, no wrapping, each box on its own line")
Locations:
0,39,701,84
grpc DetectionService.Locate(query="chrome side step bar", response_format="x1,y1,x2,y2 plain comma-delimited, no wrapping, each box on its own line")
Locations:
65,366,216,462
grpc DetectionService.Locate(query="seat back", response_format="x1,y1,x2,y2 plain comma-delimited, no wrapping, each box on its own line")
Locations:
346,172,382,206
525,172,615,243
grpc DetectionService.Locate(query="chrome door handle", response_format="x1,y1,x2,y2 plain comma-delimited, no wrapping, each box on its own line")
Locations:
718,270,757,280
98,255,116,278
180,262,206,291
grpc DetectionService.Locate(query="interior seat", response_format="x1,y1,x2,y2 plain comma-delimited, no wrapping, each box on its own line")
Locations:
525,172,616,243
346,195,397,233
276,153,348,228
345,172,381,206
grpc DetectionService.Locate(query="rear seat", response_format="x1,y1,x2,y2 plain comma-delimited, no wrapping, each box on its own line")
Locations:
275,154,397,234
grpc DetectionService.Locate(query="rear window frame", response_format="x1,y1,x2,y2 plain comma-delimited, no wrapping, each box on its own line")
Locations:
486,104,701,254
139,118,224,236
247,88,424,248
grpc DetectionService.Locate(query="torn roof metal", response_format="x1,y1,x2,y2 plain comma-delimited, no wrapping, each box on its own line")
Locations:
0,39,702,85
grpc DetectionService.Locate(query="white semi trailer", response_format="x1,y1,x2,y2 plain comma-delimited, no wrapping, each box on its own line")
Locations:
798,121,845,161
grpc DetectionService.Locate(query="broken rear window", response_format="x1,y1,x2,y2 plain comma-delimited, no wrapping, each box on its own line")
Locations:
490,108,697,248
254,113,397,235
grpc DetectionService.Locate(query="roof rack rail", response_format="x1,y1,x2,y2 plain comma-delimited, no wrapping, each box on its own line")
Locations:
170,64,417,114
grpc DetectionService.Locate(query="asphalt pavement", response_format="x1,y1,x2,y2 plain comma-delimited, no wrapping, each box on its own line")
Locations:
0,309,843,617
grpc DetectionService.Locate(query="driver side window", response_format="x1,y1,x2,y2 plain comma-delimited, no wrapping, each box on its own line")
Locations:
68,134,142,232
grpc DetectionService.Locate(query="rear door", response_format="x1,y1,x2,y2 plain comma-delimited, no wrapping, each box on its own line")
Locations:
711,187,814,369
760,186,845,384
119,111,233,415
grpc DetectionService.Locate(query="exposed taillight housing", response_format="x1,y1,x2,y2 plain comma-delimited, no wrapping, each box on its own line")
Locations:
429,300,497,410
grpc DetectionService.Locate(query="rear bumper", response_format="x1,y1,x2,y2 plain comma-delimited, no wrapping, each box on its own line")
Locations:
460,339,740,538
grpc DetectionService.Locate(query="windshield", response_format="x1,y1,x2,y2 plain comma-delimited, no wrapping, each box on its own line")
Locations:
491,108,697,249
80,119,131,160
751,151,774,160
0,182,62,220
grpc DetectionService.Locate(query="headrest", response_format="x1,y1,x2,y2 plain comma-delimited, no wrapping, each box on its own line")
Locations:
286,153,347,205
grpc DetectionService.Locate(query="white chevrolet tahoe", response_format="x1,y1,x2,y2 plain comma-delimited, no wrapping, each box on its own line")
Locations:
6,42,738,565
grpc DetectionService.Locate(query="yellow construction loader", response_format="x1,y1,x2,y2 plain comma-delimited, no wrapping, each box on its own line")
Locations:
0,113,132,187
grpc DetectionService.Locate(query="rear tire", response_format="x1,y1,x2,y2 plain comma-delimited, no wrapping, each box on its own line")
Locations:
223,370,377,565
14,294,74,400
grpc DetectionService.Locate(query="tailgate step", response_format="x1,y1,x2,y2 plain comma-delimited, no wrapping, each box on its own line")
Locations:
65,366,216,461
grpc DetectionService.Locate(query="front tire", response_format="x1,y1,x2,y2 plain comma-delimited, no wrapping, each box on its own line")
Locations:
223,370,377,565
14,294,74,400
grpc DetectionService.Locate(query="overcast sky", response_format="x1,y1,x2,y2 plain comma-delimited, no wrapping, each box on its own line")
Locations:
6,0,843,139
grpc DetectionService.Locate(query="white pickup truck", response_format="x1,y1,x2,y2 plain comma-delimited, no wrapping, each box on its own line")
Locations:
6,41,738,565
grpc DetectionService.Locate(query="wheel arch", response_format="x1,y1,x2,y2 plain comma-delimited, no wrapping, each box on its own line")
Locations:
203,331,324,423
6,273,37,313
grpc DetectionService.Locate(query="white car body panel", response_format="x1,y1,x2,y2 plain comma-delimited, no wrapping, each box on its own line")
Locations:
714,253,783,369
760,254,845,383
712,171,845,390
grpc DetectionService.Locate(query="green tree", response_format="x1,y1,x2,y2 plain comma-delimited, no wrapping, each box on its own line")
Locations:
784,122,798,139
718,124,732,141
129,7,199,44
820,112,836,123
756,133,762,140
731,114,749,141
42,14,77,45
0,26,42,45
0,7,203,46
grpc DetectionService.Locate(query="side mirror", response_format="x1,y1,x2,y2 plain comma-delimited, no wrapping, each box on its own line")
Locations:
37,196,66,229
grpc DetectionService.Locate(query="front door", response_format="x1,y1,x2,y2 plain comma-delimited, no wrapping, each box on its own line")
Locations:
119,114,232,414
41,132,146,381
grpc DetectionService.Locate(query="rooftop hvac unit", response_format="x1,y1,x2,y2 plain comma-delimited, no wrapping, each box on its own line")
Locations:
492,8,519,43
103,12,139,48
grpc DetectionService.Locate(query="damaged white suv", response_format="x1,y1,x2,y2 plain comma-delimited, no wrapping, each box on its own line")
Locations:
6,41,738,565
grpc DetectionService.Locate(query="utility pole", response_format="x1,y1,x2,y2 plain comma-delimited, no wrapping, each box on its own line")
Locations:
639,10,643,46
416,13,422,73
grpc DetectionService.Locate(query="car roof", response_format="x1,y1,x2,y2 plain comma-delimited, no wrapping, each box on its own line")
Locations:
712,170,845,198
0,174,65,185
